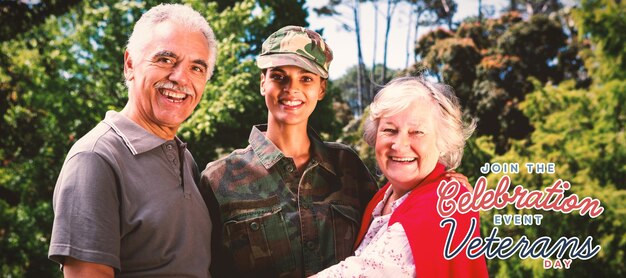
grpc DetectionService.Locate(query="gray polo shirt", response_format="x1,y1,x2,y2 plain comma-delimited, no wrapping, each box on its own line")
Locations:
48,111,212,277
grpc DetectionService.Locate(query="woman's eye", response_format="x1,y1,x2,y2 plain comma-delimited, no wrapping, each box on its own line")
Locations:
270,74,284,81
302,76,313,82
411,130,425,136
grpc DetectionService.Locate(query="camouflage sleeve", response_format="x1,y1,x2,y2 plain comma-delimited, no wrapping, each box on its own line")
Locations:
200,164,231,277
326,142,380,208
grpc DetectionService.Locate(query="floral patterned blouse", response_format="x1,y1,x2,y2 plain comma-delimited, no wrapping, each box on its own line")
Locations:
315,186,415,277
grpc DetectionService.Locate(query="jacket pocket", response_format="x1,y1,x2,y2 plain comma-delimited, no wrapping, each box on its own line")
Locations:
222,196,295,275
330,203,360,261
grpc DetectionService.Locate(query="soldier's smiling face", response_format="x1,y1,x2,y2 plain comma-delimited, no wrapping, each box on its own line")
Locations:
260,65,326,126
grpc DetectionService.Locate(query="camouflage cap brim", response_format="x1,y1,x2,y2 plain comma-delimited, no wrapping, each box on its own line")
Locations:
257,53,329,79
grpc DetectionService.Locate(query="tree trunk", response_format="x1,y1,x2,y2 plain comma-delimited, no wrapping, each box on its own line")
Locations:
371,0,379,104
404,1,413,69
441,0,453,32
353,0,366,116
381,0,396,84
510,0,517,12
413,4,424,65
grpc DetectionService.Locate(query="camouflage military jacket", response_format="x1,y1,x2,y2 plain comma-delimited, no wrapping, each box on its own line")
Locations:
201,125,378,277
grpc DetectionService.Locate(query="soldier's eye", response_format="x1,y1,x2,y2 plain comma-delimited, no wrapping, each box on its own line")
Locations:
270,74,285,81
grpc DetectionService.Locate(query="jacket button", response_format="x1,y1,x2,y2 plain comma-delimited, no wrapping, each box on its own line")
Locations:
250,222,260,231
286,165,294,172
306,241,315,250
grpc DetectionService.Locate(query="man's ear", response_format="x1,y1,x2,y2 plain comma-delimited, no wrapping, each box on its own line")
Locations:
124,51,134,81
318,79,327,101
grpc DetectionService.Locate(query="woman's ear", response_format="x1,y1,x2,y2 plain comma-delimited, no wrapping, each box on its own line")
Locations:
318,79,327,101
260,73,266,96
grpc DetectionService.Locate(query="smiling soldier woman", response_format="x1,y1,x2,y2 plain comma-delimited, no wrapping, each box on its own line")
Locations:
199,26,379,277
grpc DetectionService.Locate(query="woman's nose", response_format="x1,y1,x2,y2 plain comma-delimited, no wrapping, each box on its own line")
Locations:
282,80,300,93
391,133,410,150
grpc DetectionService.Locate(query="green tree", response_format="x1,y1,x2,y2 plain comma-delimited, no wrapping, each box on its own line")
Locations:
416,10,586,153
332,64,397,117
0,0,82,42
213,0,309,56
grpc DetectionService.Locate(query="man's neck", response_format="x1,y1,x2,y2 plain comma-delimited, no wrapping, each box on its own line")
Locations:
120,107,177,140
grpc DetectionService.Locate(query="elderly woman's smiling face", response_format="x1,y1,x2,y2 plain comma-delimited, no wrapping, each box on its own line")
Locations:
375,99,440,196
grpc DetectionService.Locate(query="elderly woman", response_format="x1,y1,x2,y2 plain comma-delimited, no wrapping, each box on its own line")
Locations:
314,76,488,277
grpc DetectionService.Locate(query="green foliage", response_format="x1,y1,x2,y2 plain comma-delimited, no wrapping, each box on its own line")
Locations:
1,1,138,275
469,2,626,275
332,64,397,115
478,79,626,277
213,0,309,56
573,0,626,80
0,0,82,42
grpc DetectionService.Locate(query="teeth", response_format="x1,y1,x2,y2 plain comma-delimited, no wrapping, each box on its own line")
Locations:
391,157,416,162
282,100,303,106
160,89,187,101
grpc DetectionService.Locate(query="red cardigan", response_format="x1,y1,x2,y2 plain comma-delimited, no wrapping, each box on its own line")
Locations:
355,163,488,277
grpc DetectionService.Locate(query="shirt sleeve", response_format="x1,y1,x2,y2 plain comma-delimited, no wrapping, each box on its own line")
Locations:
48,151,121,270
315,222,415,277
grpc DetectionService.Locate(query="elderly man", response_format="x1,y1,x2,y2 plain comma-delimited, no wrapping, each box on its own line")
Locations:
48,4,218,277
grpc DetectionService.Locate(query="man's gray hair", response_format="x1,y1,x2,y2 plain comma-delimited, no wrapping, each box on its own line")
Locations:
363,76,476,170
126,4,218,80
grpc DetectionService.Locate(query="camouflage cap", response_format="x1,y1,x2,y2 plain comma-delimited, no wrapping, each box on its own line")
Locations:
257,26,333,79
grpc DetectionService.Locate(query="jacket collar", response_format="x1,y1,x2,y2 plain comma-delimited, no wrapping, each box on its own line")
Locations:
249,124,336,175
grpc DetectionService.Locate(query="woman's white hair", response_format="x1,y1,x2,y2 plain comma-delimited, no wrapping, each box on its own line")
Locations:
125,3,218,84
363,76,475,170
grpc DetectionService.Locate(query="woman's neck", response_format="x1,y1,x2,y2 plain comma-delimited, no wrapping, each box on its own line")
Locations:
266,121,311,172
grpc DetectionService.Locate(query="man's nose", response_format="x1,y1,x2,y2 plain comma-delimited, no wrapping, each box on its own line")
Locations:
169,65,189,87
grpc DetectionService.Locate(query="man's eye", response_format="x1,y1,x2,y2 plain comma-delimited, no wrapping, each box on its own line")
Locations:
382,128,396,133
302,76,313,82
157,57,174,64
192,66,205,73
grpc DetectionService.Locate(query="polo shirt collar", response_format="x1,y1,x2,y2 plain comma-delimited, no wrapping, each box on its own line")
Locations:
249,124,336,175
102,110,169,155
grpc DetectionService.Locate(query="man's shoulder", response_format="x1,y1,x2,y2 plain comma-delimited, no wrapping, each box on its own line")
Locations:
66,121,124,160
